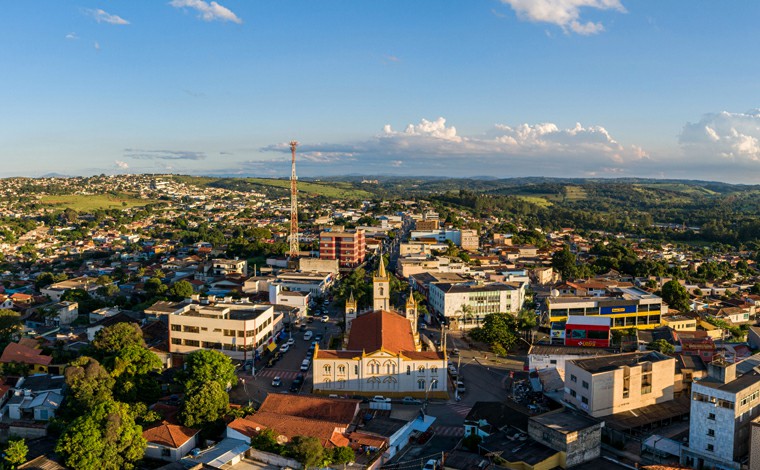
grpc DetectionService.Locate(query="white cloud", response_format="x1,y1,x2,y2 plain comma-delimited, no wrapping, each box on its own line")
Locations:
262,116,647,174
499,0,626,35
124,149,207,160
85,8,130,25
680,110,760,162
65,32,78,40
94,41,101,51
169,0,242,24
114,160,129,170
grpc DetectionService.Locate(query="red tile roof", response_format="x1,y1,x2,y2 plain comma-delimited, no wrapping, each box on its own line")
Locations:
143,421,198,448
0,343,52,366
347,310,416,354
258,394,360,423
315,350,359,360
229,412,348,447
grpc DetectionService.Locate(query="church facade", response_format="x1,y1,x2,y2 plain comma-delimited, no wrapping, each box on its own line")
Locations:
313,258,448,399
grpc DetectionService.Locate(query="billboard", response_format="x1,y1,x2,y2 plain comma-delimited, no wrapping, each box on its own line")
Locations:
600,305,637,315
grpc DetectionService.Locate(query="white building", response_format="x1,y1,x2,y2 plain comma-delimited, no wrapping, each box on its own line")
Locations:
428,281,525,329
682,358,760,469
211,258,247,277
268,284,310,319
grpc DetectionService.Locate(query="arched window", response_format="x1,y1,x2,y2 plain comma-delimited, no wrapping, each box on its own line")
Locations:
324,365,331,374
338,379,346,389
338,365,346,374
384,361,396,375
324,378,332,388
431,367,438,374
383,376,397,390
418,366,425,374
417,379,425,390
431,380,438,390
368,360,380,374
406,365,411,375
379,287,384,296
368,377,381,390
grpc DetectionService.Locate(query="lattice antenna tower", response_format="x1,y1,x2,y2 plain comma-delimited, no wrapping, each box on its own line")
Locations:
289,140,299,259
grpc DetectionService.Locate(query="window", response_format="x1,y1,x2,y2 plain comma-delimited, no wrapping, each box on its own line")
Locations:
570,390,577,398
171,324,181,331
324,365,331,374
582,381,589,389
418,379,425,390
570,374,577,383
708,413,716,420
432,380,438,390
581,396,589,405
184,339,199,347
171,338,181,345
183,326,200,334
161,448,171,457
338,365,346,374
418,366,425,374
407,365,411,375
707,429,715,437
431,367,438,374
706,444,714,452
355,365,359,375
550,360,557,365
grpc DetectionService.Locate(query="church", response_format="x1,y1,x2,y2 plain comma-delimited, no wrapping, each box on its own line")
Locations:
312,258,448,399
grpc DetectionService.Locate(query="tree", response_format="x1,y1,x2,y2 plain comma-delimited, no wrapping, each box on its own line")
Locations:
516,309,537,343
56,400,146,470
0,309,22,343
144,277,167,296
454,304,475,330
108,345,163,403
250,428,283,454
64,356,115,410
168,280,194,300
179,381,229,428
92,323,145,356
470,313,518,352
330,446,355,465
661,280,691,313
647,339,675,355
288,436,324,469
551,245,577,280
4,437,28,467
179,349,236,393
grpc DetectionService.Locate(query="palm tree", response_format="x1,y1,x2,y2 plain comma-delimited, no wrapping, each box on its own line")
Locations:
455,304,475,330
516,309,537,343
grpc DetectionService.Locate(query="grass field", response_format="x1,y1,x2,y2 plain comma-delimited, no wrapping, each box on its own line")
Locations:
245,178,374,199
563,185,588,200
516,195,553,207
39,194,149,211
637,183,718,197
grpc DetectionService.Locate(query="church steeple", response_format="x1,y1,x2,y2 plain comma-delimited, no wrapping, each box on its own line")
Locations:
373,250,390,311
405,287,418,331
345,290,358,341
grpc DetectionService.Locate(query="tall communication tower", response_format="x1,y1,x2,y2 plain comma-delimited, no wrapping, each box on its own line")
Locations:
289,140,299,259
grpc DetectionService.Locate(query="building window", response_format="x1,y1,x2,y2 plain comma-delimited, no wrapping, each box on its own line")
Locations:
550,360,557,365
706,444,714,452
161,448,171,457
171,338,182,345
407,365,411,375
431,367,438,374
581,396,589,405
708,413,715,420
707,429,715,437
418,366,425,374
355,365,359,375
170,325,181,332
570,390,576,398
338,365,345,374
418,379,425,390
570,374,577,383
324,365,331,374
582,381,589,389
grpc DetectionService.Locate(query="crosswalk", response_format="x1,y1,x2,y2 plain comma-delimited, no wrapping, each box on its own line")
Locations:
449,403,472,417
247,369,301,380
432,425,465,437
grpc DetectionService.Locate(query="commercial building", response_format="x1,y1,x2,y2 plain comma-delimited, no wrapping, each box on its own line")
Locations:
319,229,366,267
409,229,478,251
544,285,667,330
274,270,334,297
564,351,676,418
168,303,281,360
428,281,525,329
682,358,760,469
564,316,611,348
211,258,248,277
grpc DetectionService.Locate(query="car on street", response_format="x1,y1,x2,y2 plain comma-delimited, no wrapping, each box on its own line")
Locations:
422,459,439,470
402,397,421,405
456,381,466,393
287,338,295,346
279,344,290,353
372,395,391,403
299,324,307,331
290,374,305,393
300,359,311,371
451,348,460,356
271,376,282,387
304,331,313,340
321,315,329,323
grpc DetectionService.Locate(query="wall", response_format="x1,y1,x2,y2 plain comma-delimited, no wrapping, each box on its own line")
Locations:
248,449,302,469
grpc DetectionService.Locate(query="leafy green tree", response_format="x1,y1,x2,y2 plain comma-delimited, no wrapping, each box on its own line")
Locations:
661,280,691,313
647,339,675,355
96,283,120,298
470,313,518,352
179,349,237,393
0,309,22,343
92,323,145,355
4,437,28,467
551,245,577,280
61,288,91,303
144,277,167,296
516,309,537,342
250,428,283,453
108,345,162,403
168,280,194,300
288,436,324,469
179,381,229,428
330,446,355,465
64,356,115,410
56,400,146,470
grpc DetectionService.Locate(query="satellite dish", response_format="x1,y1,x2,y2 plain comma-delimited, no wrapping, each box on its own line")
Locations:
551,289,560,298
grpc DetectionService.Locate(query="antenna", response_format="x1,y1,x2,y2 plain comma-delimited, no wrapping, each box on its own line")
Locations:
289,141,299,259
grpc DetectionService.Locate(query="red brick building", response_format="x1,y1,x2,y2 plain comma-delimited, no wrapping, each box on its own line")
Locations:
319,230,366,267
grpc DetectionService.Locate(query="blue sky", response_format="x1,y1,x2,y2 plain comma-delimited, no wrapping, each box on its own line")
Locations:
3,1,760,182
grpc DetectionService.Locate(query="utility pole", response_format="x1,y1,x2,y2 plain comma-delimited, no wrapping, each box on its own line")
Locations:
289,140,299,260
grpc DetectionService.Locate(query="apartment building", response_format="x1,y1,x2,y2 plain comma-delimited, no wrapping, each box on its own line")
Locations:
409,228,478,251
319,229,366,267
428,281,525,329
682,358,760,469
168,303,280,360
544,286,667,330
564,351,676,418
211,258,247,277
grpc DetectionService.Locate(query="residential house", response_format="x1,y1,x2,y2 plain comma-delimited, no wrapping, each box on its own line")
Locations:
0,342,53,375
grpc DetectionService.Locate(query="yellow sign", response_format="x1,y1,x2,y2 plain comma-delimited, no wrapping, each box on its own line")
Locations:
611,307,627,313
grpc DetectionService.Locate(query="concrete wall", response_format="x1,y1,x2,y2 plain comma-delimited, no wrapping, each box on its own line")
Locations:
248,449,302,469
528,418,601,467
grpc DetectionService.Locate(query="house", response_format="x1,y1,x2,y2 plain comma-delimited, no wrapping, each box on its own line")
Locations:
5,374,65,425
527,409,602,467
143,420,199,461
0,342,53,375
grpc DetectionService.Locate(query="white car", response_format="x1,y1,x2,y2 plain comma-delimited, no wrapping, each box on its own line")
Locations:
287,338,295,346
423,459,439,470
271,376,282,387
321,315,329,323
279,344,290,353
372,395,391,403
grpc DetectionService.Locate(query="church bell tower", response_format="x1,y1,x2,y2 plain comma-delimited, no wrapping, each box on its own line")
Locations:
373,252,390,311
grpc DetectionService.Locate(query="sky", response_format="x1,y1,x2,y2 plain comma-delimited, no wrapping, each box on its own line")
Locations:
3,1,760,182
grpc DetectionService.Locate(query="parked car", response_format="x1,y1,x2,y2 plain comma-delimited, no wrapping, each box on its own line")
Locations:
402,397,421,405
271,376,282,387
423,459,439,470
372,395,391,403
299,324,307,331
279,344,290,353
456,381,466,393
451,348,460,356
304,331,313,341
287,338,295,346
321,315,329,323
307,316,314,323
300,359,311,371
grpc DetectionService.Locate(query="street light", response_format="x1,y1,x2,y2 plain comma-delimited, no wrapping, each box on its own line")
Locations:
423,379,438,413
